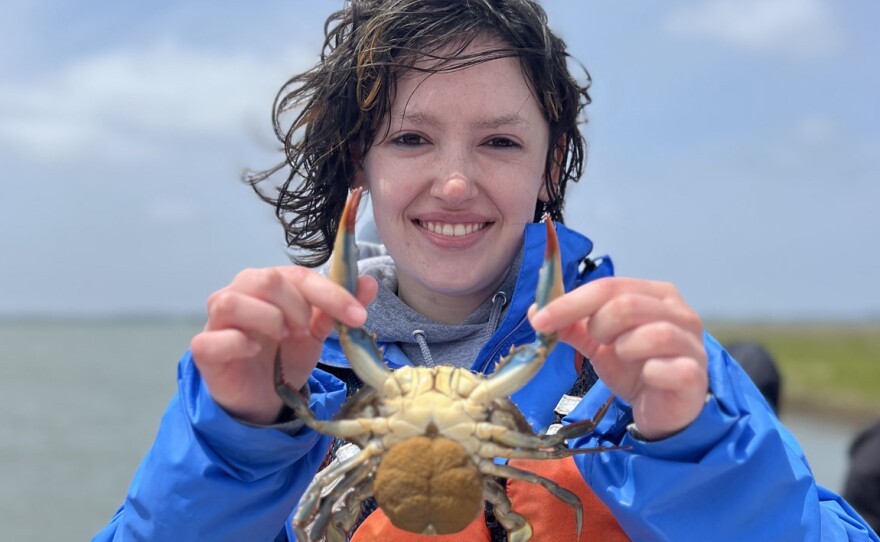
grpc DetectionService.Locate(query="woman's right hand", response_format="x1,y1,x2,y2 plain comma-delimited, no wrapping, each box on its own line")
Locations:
189,266,378,425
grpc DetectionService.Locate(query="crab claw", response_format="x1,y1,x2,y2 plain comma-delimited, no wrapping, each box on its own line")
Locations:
472,217,562,403
329,188,391,390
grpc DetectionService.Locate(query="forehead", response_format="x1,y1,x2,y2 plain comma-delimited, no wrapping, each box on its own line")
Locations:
389,39,542,123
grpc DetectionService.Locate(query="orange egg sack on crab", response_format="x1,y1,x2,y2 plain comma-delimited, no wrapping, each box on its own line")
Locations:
371,366,488,534
373,435,483,535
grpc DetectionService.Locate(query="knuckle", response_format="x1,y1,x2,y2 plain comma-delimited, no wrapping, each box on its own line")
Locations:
649,322,681,351
190,333,210,359
209,290,239,317
677,359,707,389
233,267,284,294
252,268,284,292
205,288,228,311
234,267,262,283
288,265,309,279
680,306,703,331
598,276,619,295
611,294,642,320
284,265,311,287
658,280,678,295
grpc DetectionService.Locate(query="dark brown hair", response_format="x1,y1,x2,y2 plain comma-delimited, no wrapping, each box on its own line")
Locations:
246,0,591,266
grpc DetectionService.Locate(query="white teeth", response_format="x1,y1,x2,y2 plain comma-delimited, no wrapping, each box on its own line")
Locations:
421,221,486,237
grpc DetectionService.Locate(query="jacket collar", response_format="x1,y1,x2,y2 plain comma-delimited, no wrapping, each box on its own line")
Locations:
320,222,597,371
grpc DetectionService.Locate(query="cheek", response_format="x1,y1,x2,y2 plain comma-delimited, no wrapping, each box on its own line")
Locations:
493,180,543,219
368,180,413,220
363,158,423,203
367,189,413,247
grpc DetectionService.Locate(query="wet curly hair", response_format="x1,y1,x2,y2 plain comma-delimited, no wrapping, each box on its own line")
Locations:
245,0,592,267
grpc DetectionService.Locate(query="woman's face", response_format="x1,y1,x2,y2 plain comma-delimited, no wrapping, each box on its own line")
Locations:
357,37,552,323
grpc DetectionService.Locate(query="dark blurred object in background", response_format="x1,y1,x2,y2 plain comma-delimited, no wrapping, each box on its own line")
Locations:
843,422,880,533
725,341,782,414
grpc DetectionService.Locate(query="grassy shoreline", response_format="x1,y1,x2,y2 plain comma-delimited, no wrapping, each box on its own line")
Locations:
707,322,880,424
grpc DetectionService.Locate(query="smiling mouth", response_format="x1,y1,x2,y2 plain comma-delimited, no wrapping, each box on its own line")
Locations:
417,220,489,237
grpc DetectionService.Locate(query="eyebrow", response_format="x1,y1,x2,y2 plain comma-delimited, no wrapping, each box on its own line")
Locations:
389,110,530,129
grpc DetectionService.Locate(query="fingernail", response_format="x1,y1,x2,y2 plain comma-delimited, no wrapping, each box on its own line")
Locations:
347,305,367,324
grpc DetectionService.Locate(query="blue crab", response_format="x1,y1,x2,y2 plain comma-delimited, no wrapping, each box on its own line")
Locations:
275,188,621,541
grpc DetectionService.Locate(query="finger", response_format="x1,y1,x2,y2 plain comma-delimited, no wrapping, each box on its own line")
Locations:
642,356,708,393
613,321,705,363
308,306,337,343
222,267,314,332
531,277,682,333
587,293,702,345
278,266,368,328
204,291,289,341
302,275,379,343
190,328,261,369
552,316,600,359
355,275,379,307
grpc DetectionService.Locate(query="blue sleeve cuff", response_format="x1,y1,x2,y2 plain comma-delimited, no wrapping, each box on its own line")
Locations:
581,331,770,461
178,350,347,480
567,332,841,541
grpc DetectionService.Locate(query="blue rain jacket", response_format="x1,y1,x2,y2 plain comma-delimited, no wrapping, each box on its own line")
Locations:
94,222,878,541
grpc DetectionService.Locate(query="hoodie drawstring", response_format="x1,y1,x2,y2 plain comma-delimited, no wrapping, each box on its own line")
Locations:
410,290,508,369
485,291,508,343
411,330,435,368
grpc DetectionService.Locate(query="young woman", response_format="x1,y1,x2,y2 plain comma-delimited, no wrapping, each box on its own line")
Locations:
95,1,877,540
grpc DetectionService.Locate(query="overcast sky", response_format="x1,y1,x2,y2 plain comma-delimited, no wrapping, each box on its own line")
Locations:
1,0,877,321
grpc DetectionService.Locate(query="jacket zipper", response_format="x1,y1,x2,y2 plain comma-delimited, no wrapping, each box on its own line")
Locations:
476,314,529,374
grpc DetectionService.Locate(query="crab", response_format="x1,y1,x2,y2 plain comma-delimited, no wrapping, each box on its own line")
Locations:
275,187,623,541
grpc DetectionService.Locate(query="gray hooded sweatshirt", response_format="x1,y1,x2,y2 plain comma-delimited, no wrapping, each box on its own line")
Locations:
355,241,523,369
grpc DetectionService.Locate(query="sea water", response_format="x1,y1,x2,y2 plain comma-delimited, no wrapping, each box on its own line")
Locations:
0,319,864,541
0,319,200,540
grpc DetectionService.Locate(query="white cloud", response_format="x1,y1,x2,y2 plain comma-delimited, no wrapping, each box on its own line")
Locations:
0,41,311,164
664,0,844,59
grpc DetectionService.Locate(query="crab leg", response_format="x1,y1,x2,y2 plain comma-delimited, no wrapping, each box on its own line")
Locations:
481,459,584,539
477,441,626,461
540,393,618,444
303,457,376,541
484,479,532,542
329,187,391,391
472,217,562,403
293,441,383,539
475,435,627,460
328,481,374,541
481,394,618,448
275,360,392,438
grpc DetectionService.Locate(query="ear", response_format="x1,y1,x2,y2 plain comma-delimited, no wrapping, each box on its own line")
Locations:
538,135,566,202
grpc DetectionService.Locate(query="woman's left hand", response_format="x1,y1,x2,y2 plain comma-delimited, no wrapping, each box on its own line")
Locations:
530,277,708,441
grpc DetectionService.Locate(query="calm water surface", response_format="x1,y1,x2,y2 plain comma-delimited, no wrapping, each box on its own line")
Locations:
0,320,867,541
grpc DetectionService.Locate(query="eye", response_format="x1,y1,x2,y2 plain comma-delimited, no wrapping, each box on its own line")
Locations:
485,137,519,148
392,133,426,146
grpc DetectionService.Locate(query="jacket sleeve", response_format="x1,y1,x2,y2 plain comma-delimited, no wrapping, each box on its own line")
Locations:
568,332,880,542
92,350,346,542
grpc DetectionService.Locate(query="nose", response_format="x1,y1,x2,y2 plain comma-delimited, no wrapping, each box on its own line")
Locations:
430,149,477,205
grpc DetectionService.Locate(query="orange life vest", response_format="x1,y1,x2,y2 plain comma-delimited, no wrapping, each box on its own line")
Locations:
350,455,629,541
